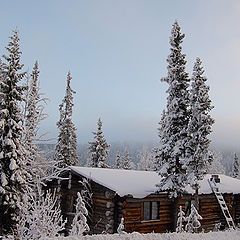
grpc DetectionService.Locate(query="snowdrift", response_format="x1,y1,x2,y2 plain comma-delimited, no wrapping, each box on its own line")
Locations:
49,230,240,240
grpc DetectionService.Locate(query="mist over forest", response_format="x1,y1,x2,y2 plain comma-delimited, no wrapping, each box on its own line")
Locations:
38,141,239,176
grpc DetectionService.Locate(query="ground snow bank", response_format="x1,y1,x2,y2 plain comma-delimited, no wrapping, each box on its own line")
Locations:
52,230,240,240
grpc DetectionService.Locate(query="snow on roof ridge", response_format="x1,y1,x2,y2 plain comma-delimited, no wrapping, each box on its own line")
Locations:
70,166,125,194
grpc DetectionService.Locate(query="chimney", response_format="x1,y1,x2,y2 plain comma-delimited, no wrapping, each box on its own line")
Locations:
211,174,220,183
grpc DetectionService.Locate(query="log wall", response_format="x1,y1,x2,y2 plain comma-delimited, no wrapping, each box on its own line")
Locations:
198,193,238,231
90,181,116,234
46,172,240,234
123,194,172,233
234,194,240,225
123,193,240,233
46,172,118,234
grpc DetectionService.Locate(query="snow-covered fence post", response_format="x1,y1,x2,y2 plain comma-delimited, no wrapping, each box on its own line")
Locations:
70,192,89,236
185,204,202,233
176,206,186,233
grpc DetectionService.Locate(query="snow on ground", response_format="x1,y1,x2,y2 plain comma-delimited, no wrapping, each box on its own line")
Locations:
48,230,240,240
70,167,240,198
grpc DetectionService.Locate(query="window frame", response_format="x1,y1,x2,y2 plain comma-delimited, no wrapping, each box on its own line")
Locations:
142,200,160,222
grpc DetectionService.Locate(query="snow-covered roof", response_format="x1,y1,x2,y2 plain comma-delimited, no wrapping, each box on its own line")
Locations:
69,166,240,198
70,166,159,198
185,174,240,195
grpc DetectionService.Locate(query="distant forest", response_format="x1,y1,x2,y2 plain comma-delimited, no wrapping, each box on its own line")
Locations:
38,142,239,176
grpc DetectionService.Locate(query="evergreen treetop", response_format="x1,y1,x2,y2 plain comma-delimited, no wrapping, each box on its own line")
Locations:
88,118,110,168
232,154,240,178
115,152,122,169
122,148,131,170
55,72,78,169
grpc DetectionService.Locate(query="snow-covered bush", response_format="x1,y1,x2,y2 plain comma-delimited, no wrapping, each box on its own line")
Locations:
16,179,66,239
80,178,93,224
176,206,186,233
70,192,89,236
117,217,126,234
185,204,202,233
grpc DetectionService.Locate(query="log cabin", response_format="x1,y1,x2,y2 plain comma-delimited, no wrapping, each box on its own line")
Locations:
46,167,240,234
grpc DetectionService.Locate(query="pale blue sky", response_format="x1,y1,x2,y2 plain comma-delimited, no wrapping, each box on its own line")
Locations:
0,0,240,149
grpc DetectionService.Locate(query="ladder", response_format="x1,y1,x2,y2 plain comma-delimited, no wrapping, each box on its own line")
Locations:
208,178,235,229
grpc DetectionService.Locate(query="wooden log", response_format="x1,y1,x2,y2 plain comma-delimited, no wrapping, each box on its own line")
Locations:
106,202,115,208
105,190,115,199
105,210,114,217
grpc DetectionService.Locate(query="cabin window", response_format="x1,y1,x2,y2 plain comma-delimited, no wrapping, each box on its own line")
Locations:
143,201,159,220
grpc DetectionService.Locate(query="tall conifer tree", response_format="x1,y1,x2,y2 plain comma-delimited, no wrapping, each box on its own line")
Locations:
0,30,29,234
155,21,190,196
24,61,49,180
24,61,40,157
155,21,190,231
55,72,78,169
187,58,214,208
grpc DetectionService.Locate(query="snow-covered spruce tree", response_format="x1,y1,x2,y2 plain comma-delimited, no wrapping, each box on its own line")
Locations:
55,72,79,169
122,148,131,170
0,30,31,234
187,58,214,209
185,204,202,233
88,118,110,168
16,178,66,239
232,154,240,178
138,147,155,171
115,152,122,169
176,206,186,233
0,58,5,236
154,110,167,171
208,150,225,174
70,192,89,236
23,61,50,180
155,22,190,230
155,21,190,196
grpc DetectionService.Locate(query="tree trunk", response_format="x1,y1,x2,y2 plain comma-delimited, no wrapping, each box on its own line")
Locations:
0,204,2,236
171,197,179,231
194,185,199,211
